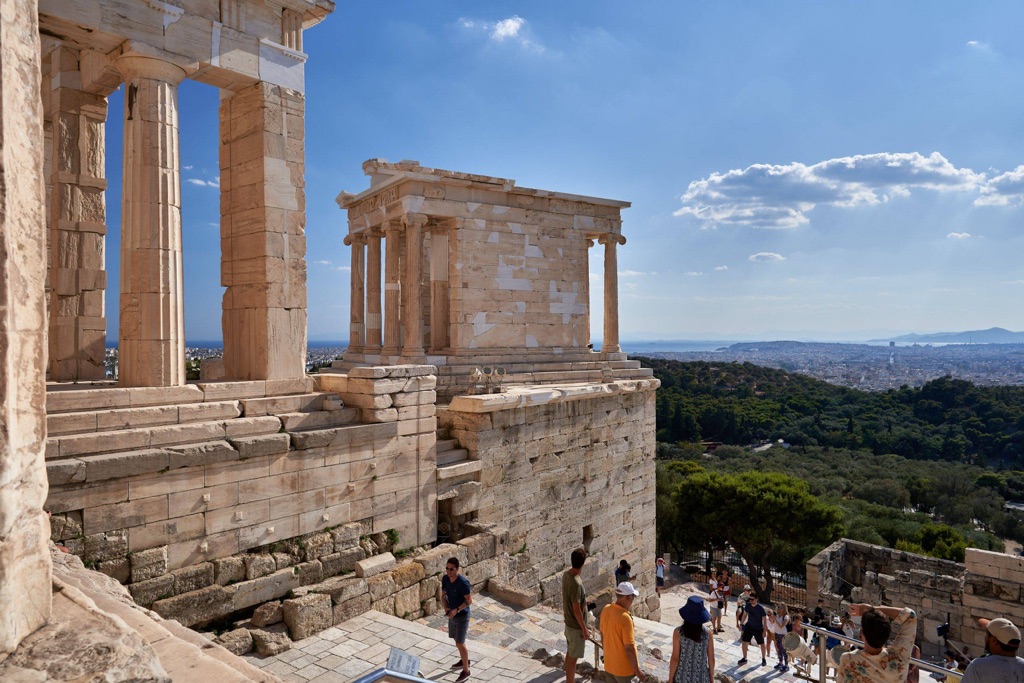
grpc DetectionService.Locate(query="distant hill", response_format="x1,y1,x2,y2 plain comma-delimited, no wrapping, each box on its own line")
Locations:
871,327,1024,344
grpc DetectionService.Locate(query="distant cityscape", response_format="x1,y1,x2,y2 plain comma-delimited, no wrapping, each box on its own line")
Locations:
99,338,1024,391
638,341,1024,390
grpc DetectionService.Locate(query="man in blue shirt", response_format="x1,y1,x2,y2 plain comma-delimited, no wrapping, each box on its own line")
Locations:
442,557,473,682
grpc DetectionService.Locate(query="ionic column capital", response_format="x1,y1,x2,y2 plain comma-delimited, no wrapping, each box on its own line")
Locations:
597,233,627,247
383,217,404,234
404,213,429,229
344,232,366,247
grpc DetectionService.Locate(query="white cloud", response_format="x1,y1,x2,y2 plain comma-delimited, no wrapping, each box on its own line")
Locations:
458,15,544,52
183,165,194,170
749,252,786,262
947,232,971,239
685,271,703,276
677,152,984,229
186,176,220,188
618,270,648,276
1003,280,1024,285
975,166,1024,206
312,260,332,266
714,265,729,271
966,40,992,52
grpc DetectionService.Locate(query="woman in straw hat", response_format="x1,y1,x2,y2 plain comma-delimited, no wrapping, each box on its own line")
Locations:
668,595,716,683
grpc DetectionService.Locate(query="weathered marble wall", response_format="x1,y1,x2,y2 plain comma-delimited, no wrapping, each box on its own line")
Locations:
439,379,661,618
0,0,53,654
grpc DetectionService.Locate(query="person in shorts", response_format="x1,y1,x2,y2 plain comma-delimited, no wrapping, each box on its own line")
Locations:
562,548,590,683
739,593,768,667
441,557,472,682
709,585,723,633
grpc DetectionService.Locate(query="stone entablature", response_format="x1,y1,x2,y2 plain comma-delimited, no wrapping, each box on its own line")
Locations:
807,539,1024,656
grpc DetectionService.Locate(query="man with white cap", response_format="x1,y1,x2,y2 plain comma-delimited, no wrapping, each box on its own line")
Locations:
961,617,1024,682
599,582,648,682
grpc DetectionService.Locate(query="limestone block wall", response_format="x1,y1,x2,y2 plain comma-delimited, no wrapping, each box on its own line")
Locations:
807,539,1024,654
439,379,660,618
44,366,437,605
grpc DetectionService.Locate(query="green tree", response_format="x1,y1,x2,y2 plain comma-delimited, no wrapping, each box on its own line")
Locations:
668,467,843,603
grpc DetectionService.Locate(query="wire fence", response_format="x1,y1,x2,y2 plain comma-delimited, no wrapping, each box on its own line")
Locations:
673,545,808,607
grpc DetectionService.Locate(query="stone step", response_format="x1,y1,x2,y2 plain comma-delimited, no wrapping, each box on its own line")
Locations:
436,459,481,482
437,447,469,467
46,378,316,414
436,438,457,453
277,407,360,432
47,400,243,437
240,392,338,417
47,415,284,460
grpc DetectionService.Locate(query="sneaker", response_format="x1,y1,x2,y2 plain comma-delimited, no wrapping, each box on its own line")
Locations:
455,671,471,682
761,659,767,667
450,661,471,669
737,658,747,665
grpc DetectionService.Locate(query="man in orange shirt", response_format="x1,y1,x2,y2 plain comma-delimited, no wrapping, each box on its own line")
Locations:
599,582,648,683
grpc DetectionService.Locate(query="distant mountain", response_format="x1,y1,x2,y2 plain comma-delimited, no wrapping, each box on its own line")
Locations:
870,327,1024,344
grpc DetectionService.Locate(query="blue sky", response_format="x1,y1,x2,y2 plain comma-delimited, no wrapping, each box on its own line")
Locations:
103,2,1024,342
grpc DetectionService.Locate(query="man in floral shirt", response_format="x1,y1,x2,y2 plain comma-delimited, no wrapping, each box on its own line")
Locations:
836,603,917,683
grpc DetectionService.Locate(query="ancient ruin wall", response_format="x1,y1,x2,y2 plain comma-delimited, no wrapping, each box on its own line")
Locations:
0,0,53,653
44,366,438,612
807,539,1024,654
439,379,660,618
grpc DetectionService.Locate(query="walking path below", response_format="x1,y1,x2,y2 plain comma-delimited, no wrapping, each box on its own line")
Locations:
243,585,807,682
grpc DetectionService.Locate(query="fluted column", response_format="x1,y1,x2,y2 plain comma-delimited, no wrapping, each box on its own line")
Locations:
345,233,365,352
599,233,626,355
401,215,426,359
429,227,450,352
116,55,187,387
382,219,403,356
365,230,382,352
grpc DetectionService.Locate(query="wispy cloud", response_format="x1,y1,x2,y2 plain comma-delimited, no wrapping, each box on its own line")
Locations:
186,176,220,188
312,260,333,266
1003,280,1024,285
714,265,729,271
618,270,649,277
947,232,971,239
749,252,786,263
685,271,703,276
458,15,544,53
677,152,984,229
975,166,1024,206
966,40,992,52
184,165,194,170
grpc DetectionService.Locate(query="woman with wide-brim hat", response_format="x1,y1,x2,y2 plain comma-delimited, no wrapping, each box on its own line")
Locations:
668,595,716,683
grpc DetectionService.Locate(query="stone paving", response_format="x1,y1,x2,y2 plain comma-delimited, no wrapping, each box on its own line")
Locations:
243,583,810,682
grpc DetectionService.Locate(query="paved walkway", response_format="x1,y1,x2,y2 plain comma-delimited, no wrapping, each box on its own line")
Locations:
243,585,808,682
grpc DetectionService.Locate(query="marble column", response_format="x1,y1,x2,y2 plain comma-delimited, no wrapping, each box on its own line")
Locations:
365,231,383,352
116,55,187,387
382,219,403,356
47,46,109,381
345,233,365,352
429,229,450,352
401,215,426,359
599,233,626,354
0,0,52,652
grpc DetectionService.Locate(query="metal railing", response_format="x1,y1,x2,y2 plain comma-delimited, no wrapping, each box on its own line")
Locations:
348,669,435,683
798,623,963,683
674,546,807,605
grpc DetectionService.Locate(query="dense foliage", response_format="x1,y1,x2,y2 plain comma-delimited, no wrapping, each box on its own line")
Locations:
647,359,1024,568
643,358,1024,470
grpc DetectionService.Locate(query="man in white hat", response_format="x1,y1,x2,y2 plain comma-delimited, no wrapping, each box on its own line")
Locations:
599,582,648,682
961,617,1024,682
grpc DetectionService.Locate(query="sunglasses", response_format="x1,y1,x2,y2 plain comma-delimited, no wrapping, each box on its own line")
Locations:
446,566,457,572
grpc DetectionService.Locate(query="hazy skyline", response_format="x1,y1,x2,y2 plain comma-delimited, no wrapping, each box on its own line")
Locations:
100,2,1024,342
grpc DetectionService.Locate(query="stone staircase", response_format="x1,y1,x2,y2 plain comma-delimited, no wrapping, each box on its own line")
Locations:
43,379,359,481
435,426,481,540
